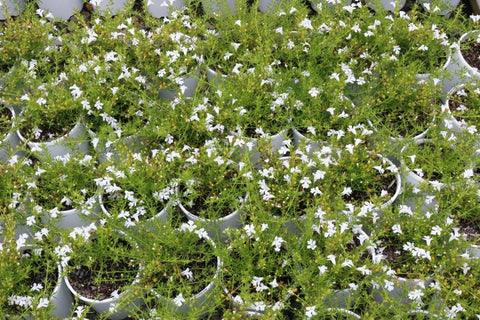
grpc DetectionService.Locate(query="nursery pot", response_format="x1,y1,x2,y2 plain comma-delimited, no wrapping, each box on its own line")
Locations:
6,246,74,319
0,0,26,20
99,191,170,228
37,0,83,20
178,194,247,240
64,236,143,320
149,235,222,315
291,127,322,154
0,106,22,162
258,0,282,13
367,0,406,12
444,30,480,94
90,0,133,16
417,0,460,16
147,0,186,18
39,195,101,230
158,72,199,100
202,0,236,15
371,275,433,307
323,288,359,310
16,118,90,160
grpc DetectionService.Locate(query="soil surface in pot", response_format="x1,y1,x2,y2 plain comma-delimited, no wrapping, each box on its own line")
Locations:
458,218,480,243
68,240,139,300
462,40,480,70
0,107,13,138
342,172,397,205
147,249,218,298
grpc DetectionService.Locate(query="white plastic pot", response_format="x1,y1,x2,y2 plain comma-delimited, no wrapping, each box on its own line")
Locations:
16,117,90,160
6,246,74,319
417,0,460,16
202,0,236,15
0,107,23,162
0,0,26,20
159,72,199,100
367,0,406,12
443,30,480,94
147,0,186,18
291,128,322,154
64,234,143,320
37,0,83,20
150,234,222,315
178,194,247,240
90,0,133,16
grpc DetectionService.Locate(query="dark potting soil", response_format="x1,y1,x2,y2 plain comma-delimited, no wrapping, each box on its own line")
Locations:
0,107,12,137
342,172,397,205
462,40,480,71
68,258,139,300
457,218,480,242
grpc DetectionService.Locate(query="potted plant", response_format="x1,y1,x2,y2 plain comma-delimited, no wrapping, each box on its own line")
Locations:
139,13,206,100
0,155,34,242
178,142,249,239
399,128,479,215
0,106,22,162
443,83,480,138
12,63,90,160
0,239,73,318
253,145,338,234
290,79,359,152
327,136,401,227
367,201,460,311
366,68,443,146
444,30,480,93
139,223,222,317
222,224,296,316
97,151,177,230
25,154,100,230
63,227,143,319
292,218,371,312
385,14,451,79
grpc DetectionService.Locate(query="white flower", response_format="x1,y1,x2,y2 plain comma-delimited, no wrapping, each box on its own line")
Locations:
463,168,474,179
181,268,194,280
418,44,428,51
272,236,285,252
308,87,320,97
36,297,49,309
305,306,317,318
471,15,480,23
392,224,403,234
399,205,413,216
173,293,185,307
299,18,313,29
341,187,352,196
408,289,424,302
31,283,43,292
307,239,317,250
269,278,278,288
431,225,442,236
327,254,336,265
318,265,328,275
